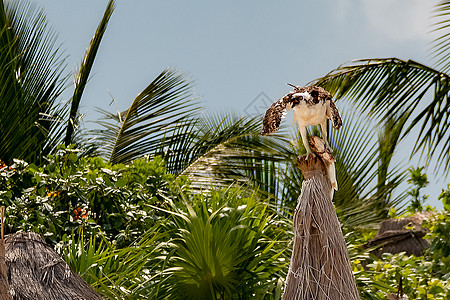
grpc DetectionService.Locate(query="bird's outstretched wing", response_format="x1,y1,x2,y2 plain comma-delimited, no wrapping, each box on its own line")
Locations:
327,99,342,130
261,95,291,135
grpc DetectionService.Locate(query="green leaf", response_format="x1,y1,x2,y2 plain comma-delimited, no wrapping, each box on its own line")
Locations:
115,178,127,188
431,1,450,73
92,68,201,165
175,112,293,192
440,188,450,210
68,152,78,163
315,58,450,174
0,0,67,164
0,191,12,199
64,0,115,146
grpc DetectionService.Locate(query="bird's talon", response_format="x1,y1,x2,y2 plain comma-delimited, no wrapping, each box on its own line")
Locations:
324,142,333,153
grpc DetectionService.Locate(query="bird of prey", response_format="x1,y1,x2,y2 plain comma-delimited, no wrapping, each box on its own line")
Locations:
261,84,342,157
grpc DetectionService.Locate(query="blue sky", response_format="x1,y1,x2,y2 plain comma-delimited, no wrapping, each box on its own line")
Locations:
36,0,445,208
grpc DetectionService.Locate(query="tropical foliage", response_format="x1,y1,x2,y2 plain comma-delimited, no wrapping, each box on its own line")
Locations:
1,0,450,299
0,0,407,229
0,151,290,299
0,146,179,246
353,251,450,299
146,188,290,299
2,149,449,300
427,195,450,277
0,0,66,164
313,2,450,174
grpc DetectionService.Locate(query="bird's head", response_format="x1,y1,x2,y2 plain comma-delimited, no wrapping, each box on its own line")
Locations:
289,92,313,108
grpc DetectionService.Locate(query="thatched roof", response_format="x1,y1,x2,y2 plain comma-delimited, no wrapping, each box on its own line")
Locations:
4,232,103,300
366,212,433,257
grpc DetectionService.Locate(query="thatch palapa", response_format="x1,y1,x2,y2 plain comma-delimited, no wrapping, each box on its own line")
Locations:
366,212,433,257
5,232,103,300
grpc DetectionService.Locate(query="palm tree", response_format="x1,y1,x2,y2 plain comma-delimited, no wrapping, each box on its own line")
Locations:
92,67,412,227
91,73,295,191
1,0,412,234
64,0,114,146
0,0,294,198
0,0,114,165
0,0,66,164
59,187,290,300
313,1,450,174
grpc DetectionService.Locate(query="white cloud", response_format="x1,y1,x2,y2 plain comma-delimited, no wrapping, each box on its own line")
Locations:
362,0,434,41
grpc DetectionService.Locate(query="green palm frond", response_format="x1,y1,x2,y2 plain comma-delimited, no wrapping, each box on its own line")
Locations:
431,0,450,73
374,113,410,210
0,0,67,164
331,110,379,207
64,0,115,146
274,128,307,209
315,58,450,172
92,69,293,194
331,110,407,227
93,68,201,165
162,118,199,174
60,227,167,299
178,112,293,191
275,108,406,227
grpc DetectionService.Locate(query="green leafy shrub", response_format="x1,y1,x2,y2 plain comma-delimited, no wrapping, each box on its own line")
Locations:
357,252,449,299
347,185,450,299
406,166,430,213
0,145,179,246
424,185,450,278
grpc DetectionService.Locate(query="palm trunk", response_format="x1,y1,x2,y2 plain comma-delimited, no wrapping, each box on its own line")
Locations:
283,156,359,300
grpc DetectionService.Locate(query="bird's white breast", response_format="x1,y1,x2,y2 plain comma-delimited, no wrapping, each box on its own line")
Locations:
292,101,327,126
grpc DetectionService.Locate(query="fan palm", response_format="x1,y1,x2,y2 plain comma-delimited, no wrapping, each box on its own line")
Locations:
59,226,167,300
314,1,450,173
148,187,290,299
58,187,290,300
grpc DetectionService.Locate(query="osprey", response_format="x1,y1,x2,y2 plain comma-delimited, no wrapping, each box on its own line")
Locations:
261,84,342,157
